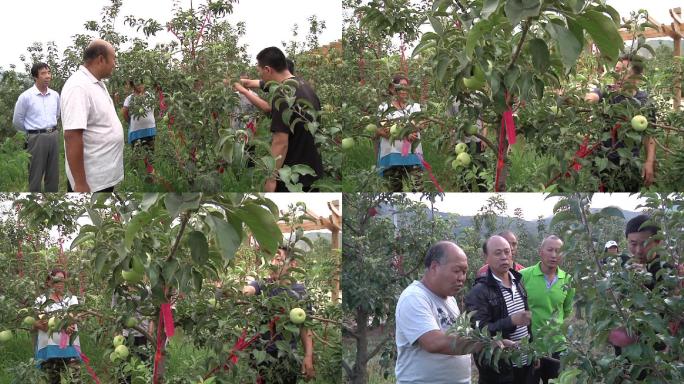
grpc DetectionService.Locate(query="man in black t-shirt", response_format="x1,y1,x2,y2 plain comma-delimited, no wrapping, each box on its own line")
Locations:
248,47,324,192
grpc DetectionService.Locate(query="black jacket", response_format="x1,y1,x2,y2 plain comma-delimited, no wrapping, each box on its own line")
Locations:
464,268,532,383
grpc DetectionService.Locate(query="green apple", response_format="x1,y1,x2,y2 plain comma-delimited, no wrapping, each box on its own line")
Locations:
365,123,378,135
549,105,559,115
341,138,355,149
121,269,143,283
124,317,138,328
289,307,306,324
631,115,648,131
389,124,400,137
463,66,486,91
113,335,125,348
0,330,13,342
456,152,472,167
22,316,36,327
114,345,129,359
47,317,57,330
109,351,120,363
208,298,217,307
464,124,478,136
454,143,468,154
131,257,145,274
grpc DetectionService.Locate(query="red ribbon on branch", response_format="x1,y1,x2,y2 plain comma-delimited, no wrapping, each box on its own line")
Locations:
79,351,101,384
416,154,444,193
494,93,518,192
152,303,175,384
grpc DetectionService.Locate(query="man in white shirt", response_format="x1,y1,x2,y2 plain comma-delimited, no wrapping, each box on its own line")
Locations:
12,62,60,192
61,39,123,192
395,241,514,384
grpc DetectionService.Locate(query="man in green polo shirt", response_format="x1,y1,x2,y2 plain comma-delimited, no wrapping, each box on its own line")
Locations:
520,235,575,384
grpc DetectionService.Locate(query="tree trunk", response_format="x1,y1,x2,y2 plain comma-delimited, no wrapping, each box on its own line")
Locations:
350,307,370,384
495,114,510,192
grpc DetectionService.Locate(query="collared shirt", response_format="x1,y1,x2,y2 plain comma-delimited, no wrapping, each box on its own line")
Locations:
12,85,60,132
519,262,575,349
490,271,529,365
61,65,124,191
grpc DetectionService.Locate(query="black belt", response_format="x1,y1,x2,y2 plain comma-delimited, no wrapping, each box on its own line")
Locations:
27,127,56,134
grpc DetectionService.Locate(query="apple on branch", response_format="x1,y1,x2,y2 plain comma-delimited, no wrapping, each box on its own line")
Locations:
289,307,306,324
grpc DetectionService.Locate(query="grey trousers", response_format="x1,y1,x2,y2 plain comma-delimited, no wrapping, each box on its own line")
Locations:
26,129,59,192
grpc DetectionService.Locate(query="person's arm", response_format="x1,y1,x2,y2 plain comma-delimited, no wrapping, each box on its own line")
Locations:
584,88,601,103
240,78,262,89
235,83,271,113
300,327,315,379
464,284,527,335
417,329,487,355
122,106,130,124
642,136,656,186
64,129,89,192
265,132,289,192
12,94,26,132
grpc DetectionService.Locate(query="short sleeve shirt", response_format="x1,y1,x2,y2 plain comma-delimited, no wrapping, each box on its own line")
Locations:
123,93,156,133
269,77,324,188
377,102,424,174
61,65,124,191
34,295,81,363
395,281,471,384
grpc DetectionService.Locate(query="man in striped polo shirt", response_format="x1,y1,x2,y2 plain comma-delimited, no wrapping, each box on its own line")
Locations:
465,235,534,384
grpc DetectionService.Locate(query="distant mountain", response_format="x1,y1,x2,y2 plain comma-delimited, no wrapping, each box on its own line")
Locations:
376,204,642,237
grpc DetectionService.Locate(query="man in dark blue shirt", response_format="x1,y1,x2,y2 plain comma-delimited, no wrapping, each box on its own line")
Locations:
585,54,656,191
243,246,315,383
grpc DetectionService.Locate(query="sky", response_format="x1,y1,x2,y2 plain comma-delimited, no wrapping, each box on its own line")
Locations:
0,0,343,70
408,193,647,220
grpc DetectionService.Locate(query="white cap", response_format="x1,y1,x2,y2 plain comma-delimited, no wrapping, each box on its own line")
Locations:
604,240,618,249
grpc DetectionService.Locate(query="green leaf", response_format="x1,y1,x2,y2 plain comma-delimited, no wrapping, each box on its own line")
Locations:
125,212,151,250
192,269,202,292
94,250,108,274
482,0,500,19
87,208,102,228
233,203,281,255
576,10,622,62
164,193,202,218
428,16,443,35
163,259,179,283
546,22,582,70
141,194,160,211
466,21,488,58
187,231,209,265
205,214,241,262
529,38,550,73
70,232,94,250
504,0,541,26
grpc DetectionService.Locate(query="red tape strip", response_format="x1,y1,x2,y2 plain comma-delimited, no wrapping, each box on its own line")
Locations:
416,154,443,193
79,352,101,384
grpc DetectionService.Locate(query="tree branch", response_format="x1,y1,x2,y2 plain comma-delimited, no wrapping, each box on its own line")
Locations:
508,21,530,70
167,211,190,261
367,331,393,361
342,360,353,378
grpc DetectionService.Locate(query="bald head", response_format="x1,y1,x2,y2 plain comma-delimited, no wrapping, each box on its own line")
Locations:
422,241,468,298
83,39,116,80
485,235,512,277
